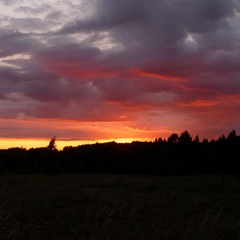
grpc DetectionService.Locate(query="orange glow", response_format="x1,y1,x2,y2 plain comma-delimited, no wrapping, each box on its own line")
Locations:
105,100,149,111
0,118,158,149
174,84,210,92
131,69,186,82
179,94,240,108
179,100,220,107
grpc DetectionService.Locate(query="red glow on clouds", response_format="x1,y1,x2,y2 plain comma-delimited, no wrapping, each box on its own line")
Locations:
0,0,240,148
0,118,159,149
179,100,220,107
131,69,186,82
46,63,118,79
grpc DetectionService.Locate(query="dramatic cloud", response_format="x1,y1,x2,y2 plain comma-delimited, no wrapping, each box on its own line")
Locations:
0,0,240,148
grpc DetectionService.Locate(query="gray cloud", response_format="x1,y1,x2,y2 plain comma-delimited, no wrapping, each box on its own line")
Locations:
0,29,39,56
0,0,240,140
16,4,53,15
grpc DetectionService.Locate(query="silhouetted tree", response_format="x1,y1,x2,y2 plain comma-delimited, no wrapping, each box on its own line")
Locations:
202,138,209,144
47,137,57,151
154,137,165,143
193,135,199,143
1,130,240,175
167,133,179,143
179,131,192,144
218,134,226,143
44,137,58,175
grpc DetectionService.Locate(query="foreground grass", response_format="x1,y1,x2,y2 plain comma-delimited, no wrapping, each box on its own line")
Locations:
0,174,240,240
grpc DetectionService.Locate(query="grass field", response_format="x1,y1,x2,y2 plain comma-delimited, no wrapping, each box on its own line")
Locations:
1,174,240,240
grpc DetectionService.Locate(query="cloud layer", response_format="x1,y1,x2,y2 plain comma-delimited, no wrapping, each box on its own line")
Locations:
1,0,240,145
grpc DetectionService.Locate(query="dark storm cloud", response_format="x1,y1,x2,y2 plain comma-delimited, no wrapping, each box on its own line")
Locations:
0,29,38,56
1,0,240,140
59,0,235,44
36,42,101,65
58,0,149,34
56,0,238,81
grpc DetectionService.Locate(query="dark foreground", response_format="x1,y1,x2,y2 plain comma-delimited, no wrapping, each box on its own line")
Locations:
1,174,240,240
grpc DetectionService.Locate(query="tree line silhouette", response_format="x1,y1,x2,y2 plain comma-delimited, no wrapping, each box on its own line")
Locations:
0,130,240,175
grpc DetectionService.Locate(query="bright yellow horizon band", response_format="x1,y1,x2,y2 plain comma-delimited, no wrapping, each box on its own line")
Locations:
0,137,153,150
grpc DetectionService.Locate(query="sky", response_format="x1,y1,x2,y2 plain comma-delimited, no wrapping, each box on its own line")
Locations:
0,0,240,149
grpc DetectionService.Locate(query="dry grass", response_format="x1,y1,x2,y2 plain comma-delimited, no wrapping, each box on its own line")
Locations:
0,174,240,240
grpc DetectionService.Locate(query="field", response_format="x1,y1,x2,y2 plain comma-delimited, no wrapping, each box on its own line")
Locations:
1,174,240,240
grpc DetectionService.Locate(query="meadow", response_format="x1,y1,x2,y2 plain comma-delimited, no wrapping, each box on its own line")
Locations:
1,174,240,240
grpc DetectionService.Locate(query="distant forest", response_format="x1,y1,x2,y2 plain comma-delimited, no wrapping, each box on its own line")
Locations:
0,130,240,175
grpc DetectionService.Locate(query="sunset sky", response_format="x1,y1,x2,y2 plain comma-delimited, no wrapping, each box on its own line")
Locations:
1,0,240,149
